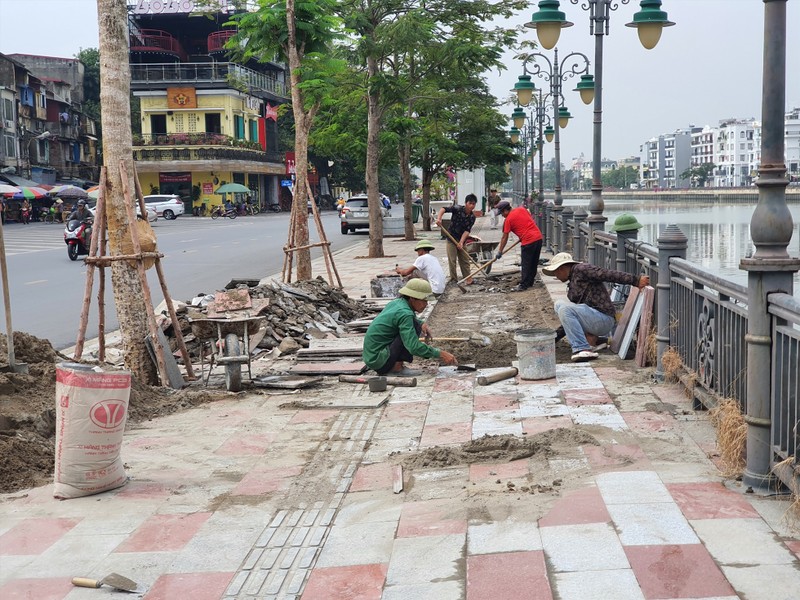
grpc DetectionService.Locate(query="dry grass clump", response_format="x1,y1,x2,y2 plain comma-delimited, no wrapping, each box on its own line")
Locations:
660,347,682,382
645,328,657,366
708,398,747,478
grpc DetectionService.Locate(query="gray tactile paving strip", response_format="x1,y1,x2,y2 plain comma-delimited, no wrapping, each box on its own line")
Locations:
225,409,382,599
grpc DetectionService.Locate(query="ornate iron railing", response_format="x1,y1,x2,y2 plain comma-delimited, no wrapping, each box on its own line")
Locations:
130,62,287,98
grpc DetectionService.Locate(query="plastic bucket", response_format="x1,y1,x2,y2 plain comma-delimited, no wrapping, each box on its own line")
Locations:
514,328,556,380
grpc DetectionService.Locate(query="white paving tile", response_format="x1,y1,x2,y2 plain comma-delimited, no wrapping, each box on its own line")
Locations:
316,521,397,567
720,564,800,600
334,491,403,525
569,404,628,431
607,502,699,546
381,581,463,600
596,471,672,505
553,569,645,600
519,383,562,399
547,456,589,474
467,520,542,554
691,518,796,565
471,411,523,438
385,534,464,585
540,522,629,572
519,399,570,418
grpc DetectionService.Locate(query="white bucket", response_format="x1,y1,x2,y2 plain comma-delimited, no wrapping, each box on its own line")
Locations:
514,328,556,380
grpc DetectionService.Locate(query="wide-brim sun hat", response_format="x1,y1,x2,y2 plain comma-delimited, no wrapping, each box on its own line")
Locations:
610,213,643,232
542,252,580,276
415,240,435,251
496,200,512,212
399,278,435,300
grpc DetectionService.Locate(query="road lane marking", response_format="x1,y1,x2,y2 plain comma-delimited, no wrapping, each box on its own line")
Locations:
25,280,47,285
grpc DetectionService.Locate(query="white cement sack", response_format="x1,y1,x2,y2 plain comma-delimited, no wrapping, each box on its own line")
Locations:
53,363,131,499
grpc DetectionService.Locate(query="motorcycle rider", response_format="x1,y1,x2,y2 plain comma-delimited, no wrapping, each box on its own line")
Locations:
67,199,93,245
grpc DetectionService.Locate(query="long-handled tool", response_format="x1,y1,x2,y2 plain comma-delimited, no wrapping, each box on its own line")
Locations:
339,374,417,387
419,333,491,347
72,573,142,593
455,239,521,293
439,225,484,271
477,367,518,386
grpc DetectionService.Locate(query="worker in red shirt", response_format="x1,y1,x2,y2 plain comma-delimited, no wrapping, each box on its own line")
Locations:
494,201,543,292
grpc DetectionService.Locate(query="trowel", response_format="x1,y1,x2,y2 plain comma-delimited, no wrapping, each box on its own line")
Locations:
72,573,142,593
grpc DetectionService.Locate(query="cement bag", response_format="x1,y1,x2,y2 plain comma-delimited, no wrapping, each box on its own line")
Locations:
53,363,131,499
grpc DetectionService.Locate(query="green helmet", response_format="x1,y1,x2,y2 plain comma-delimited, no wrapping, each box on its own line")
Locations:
610,214,643,232
414,240,435,251
399,278,434,300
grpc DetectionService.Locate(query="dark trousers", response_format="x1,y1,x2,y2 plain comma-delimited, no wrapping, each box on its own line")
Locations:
376,321,422,375
520,239,543,289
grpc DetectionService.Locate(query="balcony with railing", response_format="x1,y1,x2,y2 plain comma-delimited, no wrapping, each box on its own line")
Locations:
130,62,287,99
132,132,283,165
130,30,188,61
208,30,236,54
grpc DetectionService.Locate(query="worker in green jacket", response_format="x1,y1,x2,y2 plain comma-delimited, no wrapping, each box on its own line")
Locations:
362,279,458,376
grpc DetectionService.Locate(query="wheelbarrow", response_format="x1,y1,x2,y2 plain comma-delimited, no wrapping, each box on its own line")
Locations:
189,315,265,392
464,236,499,274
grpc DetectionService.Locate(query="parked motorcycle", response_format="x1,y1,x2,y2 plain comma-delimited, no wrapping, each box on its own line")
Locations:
64,218,92,261
210,205,237,220
20,208,30,224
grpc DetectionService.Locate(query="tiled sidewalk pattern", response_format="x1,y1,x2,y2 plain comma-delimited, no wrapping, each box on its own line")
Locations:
1,215,799,599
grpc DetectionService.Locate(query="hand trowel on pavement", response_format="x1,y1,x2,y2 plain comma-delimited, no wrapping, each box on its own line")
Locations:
71,572,142,593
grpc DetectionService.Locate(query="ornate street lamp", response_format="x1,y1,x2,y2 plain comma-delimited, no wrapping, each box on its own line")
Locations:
528,0,674,262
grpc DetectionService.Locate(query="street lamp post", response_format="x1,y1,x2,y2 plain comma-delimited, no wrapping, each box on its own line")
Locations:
514,47,593,253
512,101,551,230
527,0,674,262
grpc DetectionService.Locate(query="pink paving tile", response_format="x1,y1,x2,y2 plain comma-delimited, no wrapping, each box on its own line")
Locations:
521,415,573,435
115,513,211,553
214,433,273,456
114,481,171,500
469,460,530,483
562,388,613,406
583,444,650,471
350,462,394,492
144,572,234,600
651,384,692,405
786,540,800,560
622,411,677,433
0,577,74,600
289,409,340,424
473,394,519,412
201,407,253,427
420,422,472,447
231,464,303,496
667,482,761,520
517,376,557,386
397,499,467,538
467,550,552,600
382,402,428,421
433,376,475,392
302,563,388,600
0,518,79,556
625,544,735,599
539,486,611,527
128,436,173,450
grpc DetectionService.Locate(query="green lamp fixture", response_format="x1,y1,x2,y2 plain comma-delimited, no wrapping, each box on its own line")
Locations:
625,0,675,50
558,106,572,128
510,127,521,144
511,107,526,130
513,75,536,107
525,0,573,50
574,74,595,105
544,125,555,143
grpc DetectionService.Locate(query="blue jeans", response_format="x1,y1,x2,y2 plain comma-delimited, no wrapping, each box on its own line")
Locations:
554,300,616,353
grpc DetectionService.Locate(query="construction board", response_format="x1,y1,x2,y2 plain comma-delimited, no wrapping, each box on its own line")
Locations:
253,375,324,389
289,361,367,376
617,293,645,359
610,287,641,354
635,286,656,367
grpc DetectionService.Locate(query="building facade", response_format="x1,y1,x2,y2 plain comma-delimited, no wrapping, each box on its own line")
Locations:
128,0,289,213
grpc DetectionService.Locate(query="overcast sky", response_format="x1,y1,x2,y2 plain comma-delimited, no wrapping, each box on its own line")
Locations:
1,0,798,165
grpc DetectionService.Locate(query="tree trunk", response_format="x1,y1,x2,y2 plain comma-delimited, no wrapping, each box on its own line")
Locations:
97,0,157,385
421,167,433,231
286,0,311,279
365,55,384,258
398,140,414,240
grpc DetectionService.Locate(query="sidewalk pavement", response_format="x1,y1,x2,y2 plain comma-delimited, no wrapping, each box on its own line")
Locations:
1,214,799,600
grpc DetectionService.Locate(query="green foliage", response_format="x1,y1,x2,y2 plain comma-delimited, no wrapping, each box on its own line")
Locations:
76,48,101,125
601,165,639,189
680,163,716,187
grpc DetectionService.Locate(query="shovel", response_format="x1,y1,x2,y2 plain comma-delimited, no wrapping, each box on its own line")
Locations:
455,239,521,293
72,573,141,593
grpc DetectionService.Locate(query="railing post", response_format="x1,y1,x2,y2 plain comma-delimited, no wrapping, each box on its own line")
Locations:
561,207,573,255
655,224,688,382
617,227,639,274
545,202,553,252
552,204,563,254
573,207,587,261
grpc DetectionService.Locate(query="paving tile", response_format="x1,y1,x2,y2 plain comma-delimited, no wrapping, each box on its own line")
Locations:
289,409,340,424
583,443,650,471
473,394,518,412
433,377,475,392
597,471,672,505
667,482,761,520
547,456,589,474
553,569,645,600
623,411,677,434
382,581,463,600
539,486,611,527
113,481,172,500
12,532,128,579
466,550,552,600
691,518,796,565
568,404,628,430
521,415,574,435
786,540,800,560
540,522,629,572
350,463,394,492
385,534,464,585
0,518,80,556
562,388,613,406
608,502,699,546
329,491,403,526
114,513,212,553
406,467,470,501
517,381,560,397
467,520,542,554
518,398,570,418
0,577,74,600
301,563,387,600
469,460,530,483
144,572,235,600
231,465,303,496
213,433,273,455
316,521,397,567
471,411,523,438
721,563,800,600
419,422,472,447
625,543,735,599
397,499,467,538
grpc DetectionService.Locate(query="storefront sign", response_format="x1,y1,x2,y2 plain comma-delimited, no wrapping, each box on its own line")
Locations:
133,1,229,15
202,182,214,194
280,179,293,187
285,152,295,175
245,96,261,112
265,103,278,121
159,172,192,184
167,87,197,109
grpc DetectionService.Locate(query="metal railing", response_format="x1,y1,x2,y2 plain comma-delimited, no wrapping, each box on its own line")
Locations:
133,145,283,165
130,62,287,98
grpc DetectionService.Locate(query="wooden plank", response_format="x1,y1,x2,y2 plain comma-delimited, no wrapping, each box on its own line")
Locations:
610,287,641,354
617,293,645,359
635,286,655,367
289,361,367,376
253,375,324,389
392,465,404,494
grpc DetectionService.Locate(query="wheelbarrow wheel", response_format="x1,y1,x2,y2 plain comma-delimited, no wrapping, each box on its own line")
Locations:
224,333,242,392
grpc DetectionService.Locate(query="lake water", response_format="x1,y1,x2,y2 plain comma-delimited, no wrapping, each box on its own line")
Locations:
561,198,800,297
